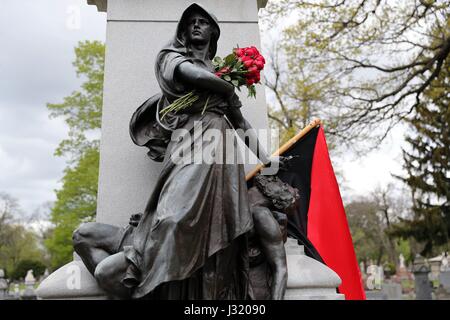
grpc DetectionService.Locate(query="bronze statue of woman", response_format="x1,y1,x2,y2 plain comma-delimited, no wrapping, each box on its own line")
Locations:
73,3,278,300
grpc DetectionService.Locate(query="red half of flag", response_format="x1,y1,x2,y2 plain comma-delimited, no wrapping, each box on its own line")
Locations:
276,126,365,300
307,127,365,300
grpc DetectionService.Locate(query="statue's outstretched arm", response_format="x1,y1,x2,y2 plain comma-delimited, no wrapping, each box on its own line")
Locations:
176,61,234,96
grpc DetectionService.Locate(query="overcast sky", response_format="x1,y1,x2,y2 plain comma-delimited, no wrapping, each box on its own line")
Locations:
0,1,106,215
0,0,407,216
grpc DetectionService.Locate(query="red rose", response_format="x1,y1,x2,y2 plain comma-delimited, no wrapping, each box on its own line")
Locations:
247,66,259,76
245,46,259,57
251,46,260,55
234,48,245,57
215,72,223,77
255,60,264,70
246,78,255,86
244,49,254,57
243,59,254,68
240,55,252,62
256,55,266,64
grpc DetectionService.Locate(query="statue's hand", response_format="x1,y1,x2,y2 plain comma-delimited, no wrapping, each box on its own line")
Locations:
263,155,294,172
129,213,143,227
226,92,242,108
279,155,297,170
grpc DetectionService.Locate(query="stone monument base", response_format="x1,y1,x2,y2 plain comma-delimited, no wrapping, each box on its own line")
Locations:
36,255,106,300
37,240,343,300
284,238,344,300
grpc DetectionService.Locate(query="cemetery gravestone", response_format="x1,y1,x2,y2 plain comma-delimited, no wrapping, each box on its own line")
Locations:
0,269,8,299
412,254,432,300
381,283,402,300
440,271,450,292
21,270,37,300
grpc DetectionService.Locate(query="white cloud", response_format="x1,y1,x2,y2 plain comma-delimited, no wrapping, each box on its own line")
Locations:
0,0,106,214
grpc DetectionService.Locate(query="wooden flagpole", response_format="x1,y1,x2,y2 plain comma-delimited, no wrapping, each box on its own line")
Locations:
245,118,322,181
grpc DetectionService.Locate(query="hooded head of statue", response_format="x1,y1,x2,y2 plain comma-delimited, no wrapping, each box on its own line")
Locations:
175,3,220,60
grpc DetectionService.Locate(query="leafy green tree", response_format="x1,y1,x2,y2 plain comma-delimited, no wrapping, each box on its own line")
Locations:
10,259,47,281
0,192,19,252
47,40,104,161
392,57,450,256
346,199,385,264
0,193,49,275
0,224,46,276
45,41,104,268
261,0,450,147
346,186,411,266
45,148,99,268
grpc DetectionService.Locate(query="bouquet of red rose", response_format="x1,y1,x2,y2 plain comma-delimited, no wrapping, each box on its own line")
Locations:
159,46,265,120
213,46,265,98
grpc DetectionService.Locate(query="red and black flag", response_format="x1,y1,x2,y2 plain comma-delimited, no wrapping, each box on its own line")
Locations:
249,121,365,300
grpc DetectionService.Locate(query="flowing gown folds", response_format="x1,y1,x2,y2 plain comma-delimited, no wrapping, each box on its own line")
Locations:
125,49,253,299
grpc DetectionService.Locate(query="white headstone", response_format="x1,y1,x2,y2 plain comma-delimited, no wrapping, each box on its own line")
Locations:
399,254,405,269
366,265,383,290
43,268,50,278
0,269,7,296
25,270,36,286
440,253,449,272
14,284,20,298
